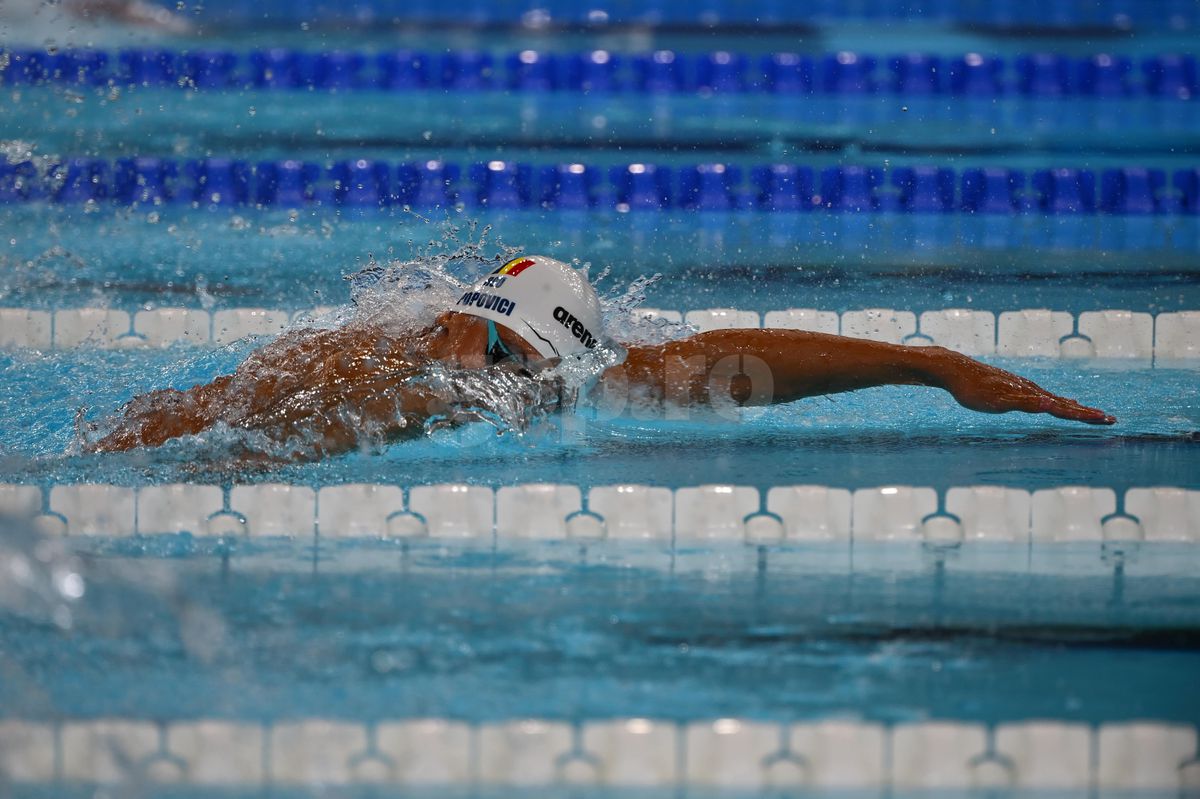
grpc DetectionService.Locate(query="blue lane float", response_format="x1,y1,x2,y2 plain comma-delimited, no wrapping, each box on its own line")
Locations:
101,0,1199,32
2,158,1197,215
1,48,1197,99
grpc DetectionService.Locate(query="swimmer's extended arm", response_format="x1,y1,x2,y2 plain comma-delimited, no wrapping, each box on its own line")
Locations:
602,329,1115,425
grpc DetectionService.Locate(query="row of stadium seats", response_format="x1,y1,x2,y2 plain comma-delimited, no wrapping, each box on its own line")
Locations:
5,159,1199,214
2,48,1195,97
0,716,1193,789
2,306,1195,359
5,482,1197,542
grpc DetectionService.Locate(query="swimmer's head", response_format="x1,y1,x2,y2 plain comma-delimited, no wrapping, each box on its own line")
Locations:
449,255,604,361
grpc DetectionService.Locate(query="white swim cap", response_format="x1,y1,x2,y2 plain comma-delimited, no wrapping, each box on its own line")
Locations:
451,255,604,360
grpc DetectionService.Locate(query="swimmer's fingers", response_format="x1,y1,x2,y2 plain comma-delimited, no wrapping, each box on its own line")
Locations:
1000,372,1115,424
1030,392,1117,425
940,355,1115,425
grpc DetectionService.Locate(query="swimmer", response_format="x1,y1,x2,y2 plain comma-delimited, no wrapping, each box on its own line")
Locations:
86,256,1115,458
0,0,190,41
64,0,191,32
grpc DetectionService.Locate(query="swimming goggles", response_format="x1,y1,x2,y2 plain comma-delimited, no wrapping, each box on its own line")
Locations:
485,319,517,366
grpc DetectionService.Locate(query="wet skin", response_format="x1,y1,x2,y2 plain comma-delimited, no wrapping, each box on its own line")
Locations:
87,311,1115,458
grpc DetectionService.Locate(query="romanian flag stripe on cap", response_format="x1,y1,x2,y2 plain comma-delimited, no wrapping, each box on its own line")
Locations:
495,257,536,277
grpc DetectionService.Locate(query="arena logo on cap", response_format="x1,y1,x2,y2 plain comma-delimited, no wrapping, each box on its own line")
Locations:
494,257,536,277
553,306,598,349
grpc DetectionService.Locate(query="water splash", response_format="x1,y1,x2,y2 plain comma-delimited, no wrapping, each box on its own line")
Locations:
69,218,681,465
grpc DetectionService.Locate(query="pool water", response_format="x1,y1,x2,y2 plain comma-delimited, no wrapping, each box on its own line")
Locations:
0,345,1197,489
1,3,1199,796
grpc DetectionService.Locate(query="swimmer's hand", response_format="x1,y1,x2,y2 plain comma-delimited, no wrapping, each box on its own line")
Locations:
931,348,1116,425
